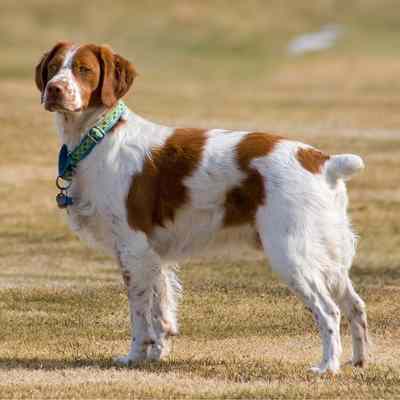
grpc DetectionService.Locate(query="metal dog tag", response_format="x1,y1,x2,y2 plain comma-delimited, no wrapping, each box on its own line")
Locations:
56,192,73,209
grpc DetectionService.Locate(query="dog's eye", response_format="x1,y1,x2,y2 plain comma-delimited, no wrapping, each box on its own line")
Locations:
78,65,91,74
48,64,59,76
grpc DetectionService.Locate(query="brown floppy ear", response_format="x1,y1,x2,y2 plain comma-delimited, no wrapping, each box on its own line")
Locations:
98,45,137,108
35,41,71,102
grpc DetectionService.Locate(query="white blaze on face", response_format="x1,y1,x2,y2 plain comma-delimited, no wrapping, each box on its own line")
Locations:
44,46,83,111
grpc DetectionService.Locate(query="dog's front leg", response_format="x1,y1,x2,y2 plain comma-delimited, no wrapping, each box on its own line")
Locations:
114,239,161,366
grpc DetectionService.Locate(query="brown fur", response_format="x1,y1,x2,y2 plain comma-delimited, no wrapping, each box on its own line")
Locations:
126,128,207,235
223,132,281,227
296,148,330,174
122,271,131,287
71,46,102,107
34,42,72,99
78,44,137,108
91,45,137,108
35,42,137,109
353,360,366,368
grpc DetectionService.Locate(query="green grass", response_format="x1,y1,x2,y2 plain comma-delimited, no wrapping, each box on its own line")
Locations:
1,1,400,398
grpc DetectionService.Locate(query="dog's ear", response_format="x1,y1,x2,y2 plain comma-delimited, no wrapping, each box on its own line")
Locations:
35,42,71,102
98,45,138,107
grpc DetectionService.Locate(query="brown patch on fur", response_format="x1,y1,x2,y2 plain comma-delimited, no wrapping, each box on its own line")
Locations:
69,45,102,108
353,359,366,368
223,132,281,227
122,271,131,287
71,44,137,109
87,44,137,108
126,128,207,235
296,147,330,174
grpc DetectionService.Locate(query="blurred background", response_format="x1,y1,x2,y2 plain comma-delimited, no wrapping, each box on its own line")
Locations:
3,0,400,128
0,1,399,398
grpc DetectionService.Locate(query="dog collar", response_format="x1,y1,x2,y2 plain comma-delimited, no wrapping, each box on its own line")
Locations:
56,100,128,209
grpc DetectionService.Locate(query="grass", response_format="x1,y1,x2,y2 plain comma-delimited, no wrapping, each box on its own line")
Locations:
1,1,400,398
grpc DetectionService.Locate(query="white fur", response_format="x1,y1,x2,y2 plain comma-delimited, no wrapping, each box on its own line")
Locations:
51,102,367,373
326,154,365,183
44,46,83,111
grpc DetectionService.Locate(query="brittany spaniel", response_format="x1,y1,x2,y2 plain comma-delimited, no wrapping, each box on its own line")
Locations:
35,42,368,374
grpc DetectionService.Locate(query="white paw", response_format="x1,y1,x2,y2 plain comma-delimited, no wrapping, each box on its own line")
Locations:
147,339,171,361
113,351,147,366
309,360,340,375
147,346,162,361
113,355,133,367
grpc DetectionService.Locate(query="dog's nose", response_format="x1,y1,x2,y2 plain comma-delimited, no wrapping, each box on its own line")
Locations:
46,82,64,97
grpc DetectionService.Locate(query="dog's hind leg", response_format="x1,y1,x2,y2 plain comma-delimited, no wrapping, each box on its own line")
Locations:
148,265,181,360
256,208,344,374
257,235,343,372
289,274,342,374
337,275,368,367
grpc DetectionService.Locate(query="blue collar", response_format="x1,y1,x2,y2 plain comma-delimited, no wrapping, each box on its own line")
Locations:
55,100,128,208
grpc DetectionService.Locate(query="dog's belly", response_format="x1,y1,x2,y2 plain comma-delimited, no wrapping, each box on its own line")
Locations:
149,207,261,260
64,190,262,261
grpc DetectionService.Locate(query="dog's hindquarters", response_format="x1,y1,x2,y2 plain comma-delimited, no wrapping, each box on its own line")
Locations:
253,141,367,373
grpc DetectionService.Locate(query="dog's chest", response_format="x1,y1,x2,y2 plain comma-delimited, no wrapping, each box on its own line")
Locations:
65,149,126,255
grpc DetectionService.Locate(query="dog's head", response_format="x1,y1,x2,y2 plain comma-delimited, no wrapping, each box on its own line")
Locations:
35,42,137,112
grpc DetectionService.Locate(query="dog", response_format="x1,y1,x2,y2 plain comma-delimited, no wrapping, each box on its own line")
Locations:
35,42,368,374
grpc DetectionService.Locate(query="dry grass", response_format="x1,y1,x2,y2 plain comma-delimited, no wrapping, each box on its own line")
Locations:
1,1,400,398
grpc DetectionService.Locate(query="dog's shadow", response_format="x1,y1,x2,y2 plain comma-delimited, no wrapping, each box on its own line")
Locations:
0,357,112,370
0,356,226,374
0,357,329,382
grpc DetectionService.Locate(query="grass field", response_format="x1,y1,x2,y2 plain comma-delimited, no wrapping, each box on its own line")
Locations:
1,1,400,398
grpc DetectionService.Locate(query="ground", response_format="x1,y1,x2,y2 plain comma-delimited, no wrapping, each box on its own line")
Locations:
0,1,399,398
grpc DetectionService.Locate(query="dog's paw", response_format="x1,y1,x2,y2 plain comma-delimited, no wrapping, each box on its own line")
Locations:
309,365,327,375
309,360,340,375
147,339,171,361
352,358,367,368
113,351,147,367
342,358,367,369
113,355,134,367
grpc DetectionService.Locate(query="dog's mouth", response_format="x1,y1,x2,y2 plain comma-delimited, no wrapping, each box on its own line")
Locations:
44,100,82,113
44,101,63,112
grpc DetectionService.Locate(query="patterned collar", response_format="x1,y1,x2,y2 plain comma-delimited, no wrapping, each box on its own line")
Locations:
55,100,128,208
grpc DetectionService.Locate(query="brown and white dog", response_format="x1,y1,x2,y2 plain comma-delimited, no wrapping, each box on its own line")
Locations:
35,42,368,374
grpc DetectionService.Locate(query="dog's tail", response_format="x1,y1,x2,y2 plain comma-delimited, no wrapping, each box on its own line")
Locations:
326,154,364,183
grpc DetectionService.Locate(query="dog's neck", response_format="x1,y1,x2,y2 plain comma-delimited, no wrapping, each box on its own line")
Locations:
55,106,109,149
